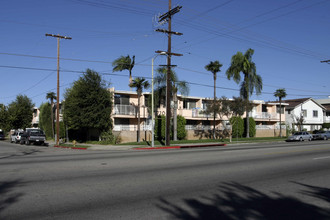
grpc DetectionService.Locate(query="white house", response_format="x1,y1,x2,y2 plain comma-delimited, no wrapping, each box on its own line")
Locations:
284,98,326,131
316,98,330,124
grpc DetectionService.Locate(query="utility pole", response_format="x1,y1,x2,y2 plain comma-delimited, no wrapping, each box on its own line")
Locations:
156,2,182,146
45,33,72,146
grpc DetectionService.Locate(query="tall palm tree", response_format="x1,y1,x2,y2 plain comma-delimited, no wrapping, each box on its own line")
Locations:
205,60,223,139
112,55,135,85
274,88,287,137
226,48,262,138
129,77,150,142
155,67,189,141
46,92,56,139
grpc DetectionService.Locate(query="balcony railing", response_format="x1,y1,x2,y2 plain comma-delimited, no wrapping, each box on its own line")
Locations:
252,112,279,120
114,105,136,116
324,116,330,123
191,109,212,118
185,125,230,130
256,125,286,130
113,124,152,131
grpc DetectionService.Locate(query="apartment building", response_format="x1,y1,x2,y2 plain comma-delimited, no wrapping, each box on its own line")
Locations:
110,88,287,142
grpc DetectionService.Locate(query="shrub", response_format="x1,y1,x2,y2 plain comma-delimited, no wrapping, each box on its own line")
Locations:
230,116,244,138
177,115,186,140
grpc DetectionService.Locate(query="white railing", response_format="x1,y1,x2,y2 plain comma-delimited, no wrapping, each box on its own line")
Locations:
256,125,286,130
252,112,279,120
113,124,152,131
185,125,230,130
114,105,136,116
191,109,212,118
324,117,330,123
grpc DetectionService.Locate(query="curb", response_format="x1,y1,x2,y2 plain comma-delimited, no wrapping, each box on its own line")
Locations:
54,145,87,150
134,143,226,150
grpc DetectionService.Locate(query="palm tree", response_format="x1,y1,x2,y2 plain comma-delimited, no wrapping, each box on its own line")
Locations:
274,88,287,137
129,77,150,142
205,60,223,139
46,92,56,139
155,67,189,141
226,48,262,138
112,55,135,85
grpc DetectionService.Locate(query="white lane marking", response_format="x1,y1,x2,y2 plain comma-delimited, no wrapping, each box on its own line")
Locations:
313,156,330,160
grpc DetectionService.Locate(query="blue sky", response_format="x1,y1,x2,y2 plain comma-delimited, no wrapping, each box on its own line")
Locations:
1,0,330,107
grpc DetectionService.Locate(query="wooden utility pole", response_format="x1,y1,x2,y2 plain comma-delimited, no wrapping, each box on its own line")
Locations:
156,2,182,146
45,34,72,146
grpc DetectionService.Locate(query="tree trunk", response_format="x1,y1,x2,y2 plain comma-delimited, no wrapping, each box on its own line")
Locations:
173,92,177,141
246,98,250,138
51,101,54,139
213,73,216,139
137,92,141,142
279,99,282,137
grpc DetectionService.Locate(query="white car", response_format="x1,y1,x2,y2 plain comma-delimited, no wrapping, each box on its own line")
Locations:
11,130,24,143
286,132,313,142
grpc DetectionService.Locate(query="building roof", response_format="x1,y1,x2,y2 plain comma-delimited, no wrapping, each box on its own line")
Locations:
282,98,326,110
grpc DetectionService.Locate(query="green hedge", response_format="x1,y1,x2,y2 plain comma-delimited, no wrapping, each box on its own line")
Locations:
244,117,256,137
230,116,244,138
154,115,187,140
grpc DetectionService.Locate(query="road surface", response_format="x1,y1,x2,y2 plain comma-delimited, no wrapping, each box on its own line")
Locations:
1,140,330,219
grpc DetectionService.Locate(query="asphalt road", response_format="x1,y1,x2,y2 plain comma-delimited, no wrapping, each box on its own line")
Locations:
1,140,330,219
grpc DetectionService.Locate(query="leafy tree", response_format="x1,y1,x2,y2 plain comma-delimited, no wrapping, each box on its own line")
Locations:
39,102,53,139
323,123,330,129
112,55,135,85
155,115,166,140
204,96,247,142
7,95,34,130
154,67,189,141
129,77,150,142
0,104,9,131
205,60,223,139
274,88,287,137
226,48,262,138
46,92,56,138
64,69,112,141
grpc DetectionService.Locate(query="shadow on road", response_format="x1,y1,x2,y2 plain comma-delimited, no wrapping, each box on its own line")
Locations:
0,180,24,216
157,182,330,220
0,149,42,160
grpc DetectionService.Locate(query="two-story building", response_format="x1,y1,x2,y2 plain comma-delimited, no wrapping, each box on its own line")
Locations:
110,88,287,142
284,98,326,131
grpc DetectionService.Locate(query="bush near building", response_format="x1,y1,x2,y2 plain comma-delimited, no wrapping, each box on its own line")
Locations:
230,116,244,138
244,117,256,137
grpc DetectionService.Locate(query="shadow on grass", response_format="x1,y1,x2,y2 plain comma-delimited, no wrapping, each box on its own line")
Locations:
0,180,24,216
157,182,330,220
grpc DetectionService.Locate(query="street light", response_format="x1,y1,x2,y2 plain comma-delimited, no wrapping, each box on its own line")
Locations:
152,51,167,147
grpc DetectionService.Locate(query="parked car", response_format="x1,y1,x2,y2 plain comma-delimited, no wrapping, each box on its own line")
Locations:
10,130,24,143
286,131,313,142
20,129,46,145
0,129,5,140
312,131,330,140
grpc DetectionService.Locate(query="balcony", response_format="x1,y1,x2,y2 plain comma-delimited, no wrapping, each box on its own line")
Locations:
191,109,212,118
324,116,330,123
256,125,286,130
113,124,151,131
252,112,279,120
114,104,136,116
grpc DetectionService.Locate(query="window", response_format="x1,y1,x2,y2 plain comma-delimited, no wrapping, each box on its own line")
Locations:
183,99,197,109
115,94,129,105
276,106,284,114
313,110,318,118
